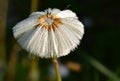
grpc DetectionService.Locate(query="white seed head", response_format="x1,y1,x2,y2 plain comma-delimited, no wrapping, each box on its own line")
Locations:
12,8,84,58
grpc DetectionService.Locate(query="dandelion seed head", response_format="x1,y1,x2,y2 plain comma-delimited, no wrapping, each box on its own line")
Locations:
37,13,62,31
13,8,84,58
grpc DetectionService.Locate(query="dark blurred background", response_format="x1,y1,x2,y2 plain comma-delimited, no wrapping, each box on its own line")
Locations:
0,0,120,81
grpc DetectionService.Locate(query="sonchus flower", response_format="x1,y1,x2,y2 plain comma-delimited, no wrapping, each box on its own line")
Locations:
13,8,84,58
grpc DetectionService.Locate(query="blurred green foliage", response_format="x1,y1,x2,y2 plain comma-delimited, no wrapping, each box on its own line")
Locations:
0,0,120,81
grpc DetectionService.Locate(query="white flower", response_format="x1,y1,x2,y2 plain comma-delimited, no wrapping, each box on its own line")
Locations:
12,8,84,58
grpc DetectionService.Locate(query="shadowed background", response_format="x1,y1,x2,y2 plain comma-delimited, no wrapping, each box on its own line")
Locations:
0,0,120,81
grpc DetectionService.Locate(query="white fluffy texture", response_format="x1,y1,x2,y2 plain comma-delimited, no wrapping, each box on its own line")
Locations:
13,8,84,58
56,10,77,18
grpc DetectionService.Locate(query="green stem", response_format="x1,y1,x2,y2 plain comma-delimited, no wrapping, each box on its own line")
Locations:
31,0,38,12
52,57,62,81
